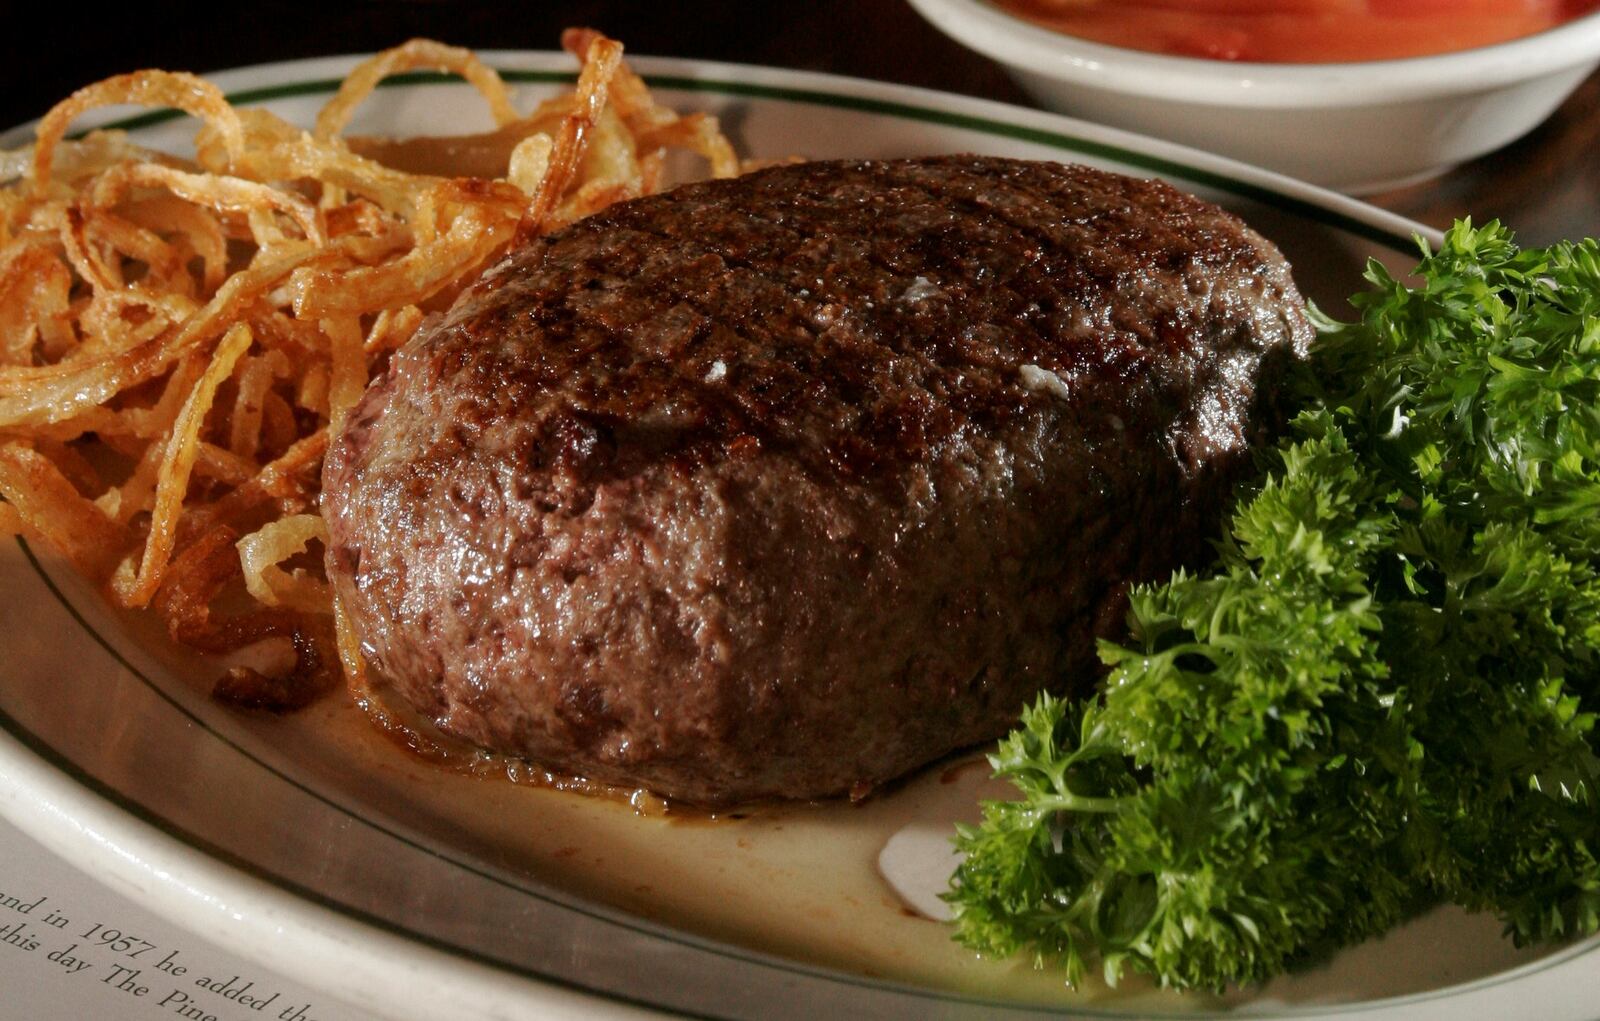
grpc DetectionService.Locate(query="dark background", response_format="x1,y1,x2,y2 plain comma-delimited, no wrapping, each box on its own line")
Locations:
6,2,1027,126
10,0,1600,240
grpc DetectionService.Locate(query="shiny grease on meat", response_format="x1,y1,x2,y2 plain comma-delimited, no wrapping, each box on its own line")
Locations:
322,156,1312,807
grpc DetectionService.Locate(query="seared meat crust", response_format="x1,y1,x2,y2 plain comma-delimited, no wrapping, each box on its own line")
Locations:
323,156,1312,806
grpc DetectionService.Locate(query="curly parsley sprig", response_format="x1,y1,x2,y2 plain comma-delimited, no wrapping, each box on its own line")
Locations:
947,221,1600,991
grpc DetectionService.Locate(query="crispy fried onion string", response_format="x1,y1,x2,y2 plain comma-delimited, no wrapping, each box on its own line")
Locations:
315,39,521,142
520,33,624,241
31,71,245,197
0,32,745,709
236,513,331,615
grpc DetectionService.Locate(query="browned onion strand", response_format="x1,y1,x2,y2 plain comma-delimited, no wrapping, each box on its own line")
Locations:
0,33,744,706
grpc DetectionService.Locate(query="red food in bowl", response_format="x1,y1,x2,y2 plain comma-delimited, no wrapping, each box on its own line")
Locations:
989,0,1600,62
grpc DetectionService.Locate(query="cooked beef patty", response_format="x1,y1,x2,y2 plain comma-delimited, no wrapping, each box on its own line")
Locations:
322,156,1312,807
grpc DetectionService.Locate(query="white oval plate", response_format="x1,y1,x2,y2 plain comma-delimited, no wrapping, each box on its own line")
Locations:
2,52,1596,1021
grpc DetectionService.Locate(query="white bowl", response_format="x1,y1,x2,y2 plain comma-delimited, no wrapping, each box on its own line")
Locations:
907,0,1600,193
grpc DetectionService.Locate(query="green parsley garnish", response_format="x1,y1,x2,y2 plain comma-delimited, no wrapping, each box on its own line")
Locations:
945,221,1600,991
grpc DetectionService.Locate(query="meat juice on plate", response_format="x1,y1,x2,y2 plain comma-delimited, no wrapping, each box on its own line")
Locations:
266,678,1183,1008
236,665,1566,1011
989,0,1600,61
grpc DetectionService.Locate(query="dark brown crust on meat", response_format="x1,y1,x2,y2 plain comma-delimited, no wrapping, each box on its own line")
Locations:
322,156,1311,807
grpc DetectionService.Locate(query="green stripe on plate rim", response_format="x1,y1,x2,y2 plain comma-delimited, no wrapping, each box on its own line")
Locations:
77,68,1419,254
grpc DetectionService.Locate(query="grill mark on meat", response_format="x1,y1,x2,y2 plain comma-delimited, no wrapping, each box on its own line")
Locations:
738,166,1205,427
595,171,1149,459
893,159,1159,253
323,156,1313,807
638,166,1085,332
554,236,922,483
677,167,1090,376
649,196,1049,392
730,160,1165,350
577,218,956,477
908,157,1255,279
832,165,1090,289
592,189,1138,481
881,161,1276,397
